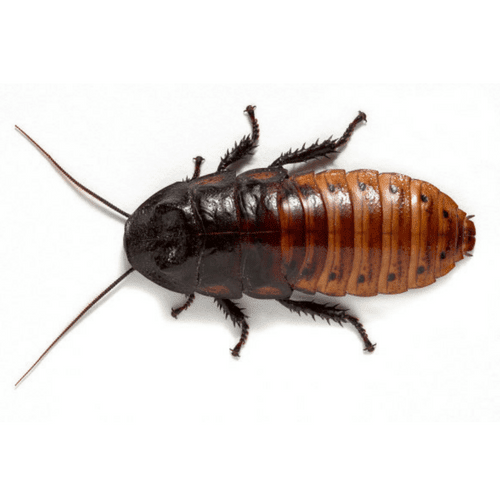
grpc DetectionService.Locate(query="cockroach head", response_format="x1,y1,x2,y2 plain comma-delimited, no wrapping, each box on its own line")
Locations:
124,181,201,295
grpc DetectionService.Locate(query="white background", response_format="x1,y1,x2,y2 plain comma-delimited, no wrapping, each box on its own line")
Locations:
1,1,500,499
2,83,499,497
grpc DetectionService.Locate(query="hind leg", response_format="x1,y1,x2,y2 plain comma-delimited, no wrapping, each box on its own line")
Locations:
269,111,366,169
277,299,376,352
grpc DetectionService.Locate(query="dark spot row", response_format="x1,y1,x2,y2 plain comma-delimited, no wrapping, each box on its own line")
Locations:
420,196,451,221
330,271,417,284
325,266,448,284
392,189,449,220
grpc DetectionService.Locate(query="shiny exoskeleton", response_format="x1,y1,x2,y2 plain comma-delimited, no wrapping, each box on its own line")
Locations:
14,106,476,386
124,106,476,356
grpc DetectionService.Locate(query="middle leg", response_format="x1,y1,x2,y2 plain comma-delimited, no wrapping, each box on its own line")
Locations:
215,298,250,357
217,105,260,172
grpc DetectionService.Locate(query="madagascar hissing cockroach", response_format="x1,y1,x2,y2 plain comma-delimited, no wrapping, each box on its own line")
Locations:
15,106,476,385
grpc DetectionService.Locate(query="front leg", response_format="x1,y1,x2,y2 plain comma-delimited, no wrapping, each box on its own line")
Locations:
171,293,196,318
190,156,204,180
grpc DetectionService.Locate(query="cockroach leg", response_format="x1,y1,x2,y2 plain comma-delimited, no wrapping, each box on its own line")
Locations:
217,105,260,172
277,299,376,353
269,111,366,169
215,298,250,357
191,157,205,180
171,293,196,319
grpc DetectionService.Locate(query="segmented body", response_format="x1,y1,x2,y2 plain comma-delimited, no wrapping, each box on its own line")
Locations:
280,168,475,297
126,166,475,300
15,107,477,384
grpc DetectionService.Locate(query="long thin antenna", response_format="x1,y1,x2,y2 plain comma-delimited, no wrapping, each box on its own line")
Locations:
15,267,135,387
15,125,130,219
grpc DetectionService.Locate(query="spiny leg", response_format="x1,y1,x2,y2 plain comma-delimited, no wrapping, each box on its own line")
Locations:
215,298,250,357
217,105,260,172
277,299,376,352
171,293,196,319
269,111,366,169
190,156,205,180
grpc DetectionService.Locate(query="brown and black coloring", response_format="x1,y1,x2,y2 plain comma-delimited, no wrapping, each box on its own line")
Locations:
15,106,476,384
124,106,475,356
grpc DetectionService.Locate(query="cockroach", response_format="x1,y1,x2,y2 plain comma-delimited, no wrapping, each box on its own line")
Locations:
15,106,476,385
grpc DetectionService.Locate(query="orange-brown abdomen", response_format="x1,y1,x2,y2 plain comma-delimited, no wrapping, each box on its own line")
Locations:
279,169,475,297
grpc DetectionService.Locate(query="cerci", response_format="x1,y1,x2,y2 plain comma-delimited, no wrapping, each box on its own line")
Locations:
16,106,475,384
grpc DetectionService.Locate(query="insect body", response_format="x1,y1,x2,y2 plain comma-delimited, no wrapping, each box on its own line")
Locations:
16,106,476,384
